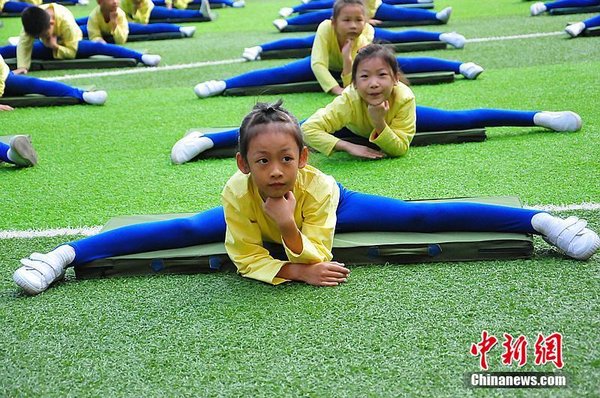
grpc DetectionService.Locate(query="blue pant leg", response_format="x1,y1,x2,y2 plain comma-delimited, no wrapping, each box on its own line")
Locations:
204,128,239,148
0,141,13,164
396,56,461,73
293,1,333,12
69,206,226,266
128,22,181,34
153,0,167,5
286,9,332,25
76,17,89,25
225,56,315,88
374,28,440,42
374,4,438,21
4,71,84,100
415,106,537,132
583,14,600,27
75,40,143,61
545,0,599,9
31,41,55,59
150,6,201,20
384,0,422,4
0,45,17,59
335,188,540,234
3,1,32,13
261,35,316,52
80,25,89,38
210,0,234,5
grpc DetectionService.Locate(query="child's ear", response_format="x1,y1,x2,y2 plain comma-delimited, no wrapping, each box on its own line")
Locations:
236,152,250,174
298,146,309,169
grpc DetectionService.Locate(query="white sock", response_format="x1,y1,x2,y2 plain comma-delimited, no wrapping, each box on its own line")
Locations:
47,245,76,268
531,212,555,235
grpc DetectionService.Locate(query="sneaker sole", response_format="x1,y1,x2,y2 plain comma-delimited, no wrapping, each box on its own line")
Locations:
11,136,38,166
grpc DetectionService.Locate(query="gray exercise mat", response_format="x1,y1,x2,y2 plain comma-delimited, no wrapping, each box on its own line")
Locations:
261,41,447,60
549,5,600,15
223,71,454,96
583,26,600,36
4,55,138,71
103,32,185,43
74,195,533,279
0,94,80,107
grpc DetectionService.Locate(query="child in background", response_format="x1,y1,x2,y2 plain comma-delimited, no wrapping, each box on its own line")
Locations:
174,44,580,163
1,4,161,74
194,0,482,98
530,0,599,16
13,100,600,295
565,13,600,36
0,135,38,167
82,0,195,45
151,0,244,10
273,0,452,32
21,0,89,6
0,53,107,104
119,0,212,24
1,0,33,14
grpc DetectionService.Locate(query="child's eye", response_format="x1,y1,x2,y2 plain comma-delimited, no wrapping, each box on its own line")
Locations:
379,72,388,77
256,159,268,164
283,156,294,162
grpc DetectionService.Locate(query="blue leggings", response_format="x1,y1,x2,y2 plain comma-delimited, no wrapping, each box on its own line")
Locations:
152,0,236,6
2,71,84,100
544,0,599,9
261,28,442,52
0,40,144,62
286,4,438,26
80,22,181,39
224,56,462,88
149,5,202,20
201,107,538,148
67,186,540,266
1,1,31,13
583,14,600,27
0,141,14,164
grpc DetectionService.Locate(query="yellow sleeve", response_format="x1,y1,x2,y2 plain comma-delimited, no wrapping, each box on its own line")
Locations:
0,56,9,97
282,182,337,264
112,11,130,44
310,22,340,93
53,10,82,60
302,91,354,155
369,95,416,157
164,0,172,7
87,11,104,42
16,31,34,70
223,189,289,285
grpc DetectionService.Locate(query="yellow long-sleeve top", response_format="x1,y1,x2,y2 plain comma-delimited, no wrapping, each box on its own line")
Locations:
222,165,340,285
21,0,43,5
17,3,82,70
164,0,192,9
120,0,154,24
0,0,8,11
302,82,416,157
311,20,374,93
365,0,382,19
87,6,129,44
0,55,10,97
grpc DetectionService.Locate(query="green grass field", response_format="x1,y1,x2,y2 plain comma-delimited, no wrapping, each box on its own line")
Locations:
1,0,599,396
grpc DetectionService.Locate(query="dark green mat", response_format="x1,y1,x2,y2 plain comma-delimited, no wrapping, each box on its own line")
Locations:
74,196,533,279
149,13,215,23
583,26,600,37
223,71,454,96
188,2,224,9
0,94,80,107
184,126,486,159
281,18,443,32
0,12,20,17
549,5,600,15
260,41,447,60
103,31,185,43
4,55,138,71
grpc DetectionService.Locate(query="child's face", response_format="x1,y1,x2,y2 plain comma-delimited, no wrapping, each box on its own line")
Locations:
99,0,120,12
332,4,366,42
236,123,308,200
354,56,397,106
39,19,55,40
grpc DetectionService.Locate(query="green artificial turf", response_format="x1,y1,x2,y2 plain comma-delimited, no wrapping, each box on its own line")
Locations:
1,0,599,396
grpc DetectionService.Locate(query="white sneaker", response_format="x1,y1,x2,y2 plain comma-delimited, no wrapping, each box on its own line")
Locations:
530,2,547,16
436,7,452,23
242,46,262,61
77,0,89,5
279,7,294,18
439,32,465,49
82,90,108,105
171,131,215,164
542,216,600,260
8,135,38,167
193,80,226,98
141,54,161,66
459,62,483,79
418,0,433,3
200,0,215,20
533,111,582,132
180,26,196,37
565,22,585,38
273,18,288,32
232,0,245,7
8,36,19,46
13,253,66,295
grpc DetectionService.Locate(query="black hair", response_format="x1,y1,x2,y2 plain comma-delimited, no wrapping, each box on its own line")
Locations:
21,6,51,37
238,99,304,161
351,43,410,86
332,0,366,20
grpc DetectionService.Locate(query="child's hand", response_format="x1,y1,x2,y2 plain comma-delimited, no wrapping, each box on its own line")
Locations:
301,261,350,286
0,104,14,111
12,68,28,75
109,11,119,28
341,38,354,63
263,191,296,228
335,140,384,160
46,35,59,50
367,100,389,134
369,18,382,26
329,86,344,96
